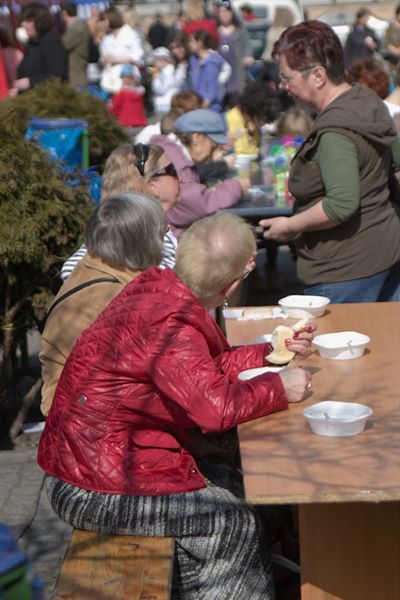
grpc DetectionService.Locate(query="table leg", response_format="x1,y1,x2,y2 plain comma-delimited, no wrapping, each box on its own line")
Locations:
299,502,400,600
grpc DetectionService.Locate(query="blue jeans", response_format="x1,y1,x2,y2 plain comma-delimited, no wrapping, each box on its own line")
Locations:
304,262,400,304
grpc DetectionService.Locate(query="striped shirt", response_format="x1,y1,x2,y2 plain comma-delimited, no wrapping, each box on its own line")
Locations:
60,228,178,282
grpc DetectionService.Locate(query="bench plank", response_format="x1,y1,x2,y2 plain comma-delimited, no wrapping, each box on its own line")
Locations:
53,530,174,600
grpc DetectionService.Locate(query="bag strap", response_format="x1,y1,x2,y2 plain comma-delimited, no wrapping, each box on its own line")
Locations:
44,277,119,326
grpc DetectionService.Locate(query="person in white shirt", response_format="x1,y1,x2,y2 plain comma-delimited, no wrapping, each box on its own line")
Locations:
151,47,184,115
99,7,144,66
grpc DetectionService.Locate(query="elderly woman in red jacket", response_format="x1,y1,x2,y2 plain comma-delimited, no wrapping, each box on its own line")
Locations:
39,213,314,600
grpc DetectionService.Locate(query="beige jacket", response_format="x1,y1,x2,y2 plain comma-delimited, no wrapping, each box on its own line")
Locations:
40,254,138,416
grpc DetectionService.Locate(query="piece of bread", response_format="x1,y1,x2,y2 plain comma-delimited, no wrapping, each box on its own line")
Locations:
242,307,273,319
266,318,311,365
266,325,295,365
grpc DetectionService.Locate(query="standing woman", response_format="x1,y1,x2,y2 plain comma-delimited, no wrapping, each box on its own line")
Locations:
344,8,378,69
9,2,67,97
98,6,144,93
260,20,400,303
216,0,254,109
188,29,226,111
169,31,191,92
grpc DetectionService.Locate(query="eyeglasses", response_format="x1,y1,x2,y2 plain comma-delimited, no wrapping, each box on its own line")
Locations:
240,269,251,281
133,143,150,177
149,163,178,179
279,64,319,84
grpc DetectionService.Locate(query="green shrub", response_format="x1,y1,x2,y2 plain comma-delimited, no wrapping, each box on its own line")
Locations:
0,117,93,389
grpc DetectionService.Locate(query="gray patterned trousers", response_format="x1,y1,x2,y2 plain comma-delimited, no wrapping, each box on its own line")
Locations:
46,460,275,600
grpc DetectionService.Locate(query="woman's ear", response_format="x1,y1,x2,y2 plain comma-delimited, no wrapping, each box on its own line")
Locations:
146,177,159,199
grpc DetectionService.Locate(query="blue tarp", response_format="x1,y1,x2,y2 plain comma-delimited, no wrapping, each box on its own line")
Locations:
25,117,87,169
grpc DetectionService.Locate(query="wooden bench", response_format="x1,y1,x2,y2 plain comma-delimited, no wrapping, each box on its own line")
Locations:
53,529,174,600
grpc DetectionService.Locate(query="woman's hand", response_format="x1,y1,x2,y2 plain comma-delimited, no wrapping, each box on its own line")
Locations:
279,366,312,403
260,217,297,242
236,176,251,193
286,323,316,359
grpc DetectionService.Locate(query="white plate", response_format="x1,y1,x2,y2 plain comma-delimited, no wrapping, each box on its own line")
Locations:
238,366,283,380
255,334,272,343
313,331,370,360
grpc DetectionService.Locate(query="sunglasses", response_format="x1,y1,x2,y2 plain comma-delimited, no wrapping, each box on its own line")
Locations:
133,143,150,177
150,163,178,179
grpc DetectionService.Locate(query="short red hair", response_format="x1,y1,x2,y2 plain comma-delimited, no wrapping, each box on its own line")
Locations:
273,20,345,84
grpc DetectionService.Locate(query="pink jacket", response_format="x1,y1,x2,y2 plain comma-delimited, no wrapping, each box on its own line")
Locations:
38,268,288,497
151,134,242,238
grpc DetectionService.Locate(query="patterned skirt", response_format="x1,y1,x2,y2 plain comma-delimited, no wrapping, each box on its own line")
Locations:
46,459,275,600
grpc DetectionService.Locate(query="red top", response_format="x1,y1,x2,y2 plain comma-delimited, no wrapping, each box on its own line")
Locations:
182,19,218,43
0,52,9,99
38,268,288,497
108,86,147,127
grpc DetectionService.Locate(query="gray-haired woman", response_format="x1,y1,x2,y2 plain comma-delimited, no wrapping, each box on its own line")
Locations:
39,212,314,599
40,192,165,416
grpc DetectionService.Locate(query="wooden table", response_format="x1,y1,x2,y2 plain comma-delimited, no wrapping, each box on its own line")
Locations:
226,303,400,600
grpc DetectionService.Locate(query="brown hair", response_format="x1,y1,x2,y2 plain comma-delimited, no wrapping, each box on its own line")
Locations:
277,108,313,138
346,59,390,99
171,90,204,112
101,7,124,30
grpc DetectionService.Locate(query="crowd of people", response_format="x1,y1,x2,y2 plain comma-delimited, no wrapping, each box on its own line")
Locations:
1,1,400,598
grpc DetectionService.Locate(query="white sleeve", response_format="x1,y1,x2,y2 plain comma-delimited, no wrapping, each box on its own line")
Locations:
60,245,87,281
152,64,176,96
122,26,145,66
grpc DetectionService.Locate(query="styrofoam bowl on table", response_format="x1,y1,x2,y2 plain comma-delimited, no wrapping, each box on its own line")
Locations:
303,401,373,437
255,334,272,343
238,366,284,380
313,331,370,360
278,295,330,318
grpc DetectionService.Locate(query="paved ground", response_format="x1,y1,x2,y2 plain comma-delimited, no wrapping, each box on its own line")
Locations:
0,246,303,598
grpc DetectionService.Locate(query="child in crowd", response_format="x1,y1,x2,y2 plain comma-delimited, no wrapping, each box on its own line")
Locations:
108,64,147,138
261,107,313,290
226,82,282,155
151,46,182,115
135,90,203,144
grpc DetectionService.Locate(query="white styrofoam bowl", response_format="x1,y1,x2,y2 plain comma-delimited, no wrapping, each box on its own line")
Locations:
238,366,283,380
313,331,370,360
303,401,373,437
278,294,330,318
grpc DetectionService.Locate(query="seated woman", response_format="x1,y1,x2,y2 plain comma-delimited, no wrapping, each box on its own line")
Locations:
61,142,181,281
151,109,249,237
38,212,313,600
40,192,165,416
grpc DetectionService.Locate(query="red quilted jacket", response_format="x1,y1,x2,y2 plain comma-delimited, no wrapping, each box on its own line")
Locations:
38,268,288,496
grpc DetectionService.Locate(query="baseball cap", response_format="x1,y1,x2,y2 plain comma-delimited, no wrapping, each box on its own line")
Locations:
150,46,171,62
120,64,141,80
174,109,228,145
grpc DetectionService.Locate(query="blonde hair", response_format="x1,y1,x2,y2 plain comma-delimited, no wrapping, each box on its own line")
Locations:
174,213,256,303
184,0,205,22
100,144,163,202
276,108,313,138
